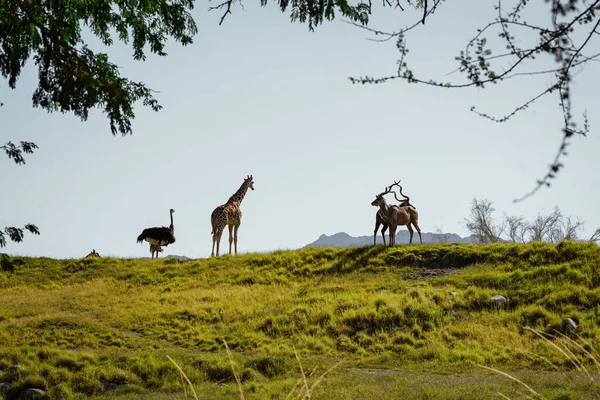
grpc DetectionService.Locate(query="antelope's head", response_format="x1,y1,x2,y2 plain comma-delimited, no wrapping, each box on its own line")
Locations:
371,179,403,206
371,194,385,207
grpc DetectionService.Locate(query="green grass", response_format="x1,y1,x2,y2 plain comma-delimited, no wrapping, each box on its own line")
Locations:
1,242,600,399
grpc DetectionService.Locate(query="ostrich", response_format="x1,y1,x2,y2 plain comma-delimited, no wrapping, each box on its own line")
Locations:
136,209,176,258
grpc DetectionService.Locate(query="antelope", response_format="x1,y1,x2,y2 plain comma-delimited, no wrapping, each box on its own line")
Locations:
371,180,422,246
373,180,417,245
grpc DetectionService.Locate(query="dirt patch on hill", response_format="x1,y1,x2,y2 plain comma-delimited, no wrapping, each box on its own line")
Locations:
411,267,460,280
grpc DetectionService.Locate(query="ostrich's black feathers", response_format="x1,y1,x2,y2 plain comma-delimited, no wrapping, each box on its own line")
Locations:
136,226,176,246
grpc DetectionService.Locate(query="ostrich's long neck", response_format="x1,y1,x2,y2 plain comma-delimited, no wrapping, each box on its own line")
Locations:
169,212,174,234
227,182,249,206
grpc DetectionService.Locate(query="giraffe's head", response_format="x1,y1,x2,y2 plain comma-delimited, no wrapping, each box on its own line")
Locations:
245,175,254,191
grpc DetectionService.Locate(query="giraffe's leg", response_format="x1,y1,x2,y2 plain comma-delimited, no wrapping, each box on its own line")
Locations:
381,224,388,246
211,230,217,257
228,225,234,255
216,228,224,257
220,228,226,256
374,219,381,246
407,224,414,245
234,223,240,255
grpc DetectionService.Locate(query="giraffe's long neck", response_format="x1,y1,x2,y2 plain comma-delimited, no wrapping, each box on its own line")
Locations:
227,182,250,206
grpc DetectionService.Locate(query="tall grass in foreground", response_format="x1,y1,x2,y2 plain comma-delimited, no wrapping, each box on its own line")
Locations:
479,327,600,399
163,328,599,400
169,340,344,400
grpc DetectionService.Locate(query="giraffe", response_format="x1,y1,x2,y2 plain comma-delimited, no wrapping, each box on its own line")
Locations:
211,175,255,257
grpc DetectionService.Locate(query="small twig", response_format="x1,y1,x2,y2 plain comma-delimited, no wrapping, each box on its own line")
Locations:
223,339,246,400
471,84,558,124
166,355,199,400
309,360,344,392
208,0,235,25
555,331,600,374
524,327,582,372
476,364,540,397
341,0,443,40
293,346,311,398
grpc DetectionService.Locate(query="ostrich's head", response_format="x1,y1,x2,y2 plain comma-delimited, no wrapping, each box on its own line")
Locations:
170,209,175,214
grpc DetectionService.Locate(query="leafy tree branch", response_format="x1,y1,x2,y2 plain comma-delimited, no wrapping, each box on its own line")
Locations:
1,141,38,165
1,0,198,136
0,224,40,248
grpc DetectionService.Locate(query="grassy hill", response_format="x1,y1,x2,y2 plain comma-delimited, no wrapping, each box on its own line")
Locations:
1,242,600,399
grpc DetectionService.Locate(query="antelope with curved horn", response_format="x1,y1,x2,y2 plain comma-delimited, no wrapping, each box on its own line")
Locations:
371,180,422,245
373,179,416,245
392,181,416,210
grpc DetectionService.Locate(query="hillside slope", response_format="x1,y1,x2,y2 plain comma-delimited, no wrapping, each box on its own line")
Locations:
1,243,599,399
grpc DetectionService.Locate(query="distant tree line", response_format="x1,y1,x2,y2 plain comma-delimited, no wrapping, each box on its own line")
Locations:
464,198,600,245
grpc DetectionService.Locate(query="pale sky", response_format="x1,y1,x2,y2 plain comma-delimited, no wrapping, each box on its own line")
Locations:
1,1,599,259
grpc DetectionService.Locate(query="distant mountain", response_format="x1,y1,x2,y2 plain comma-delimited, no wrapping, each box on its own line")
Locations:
165,254,192,261
304,231,477,248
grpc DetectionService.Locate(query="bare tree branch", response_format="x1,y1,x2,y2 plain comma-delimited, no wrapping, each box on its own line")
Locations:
348,0,599,202
529,208,563,242
505,215,530,243
550,215,584,243
589,228,600,243
341,0,444,42
208,0,236,25
464,198,505,243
